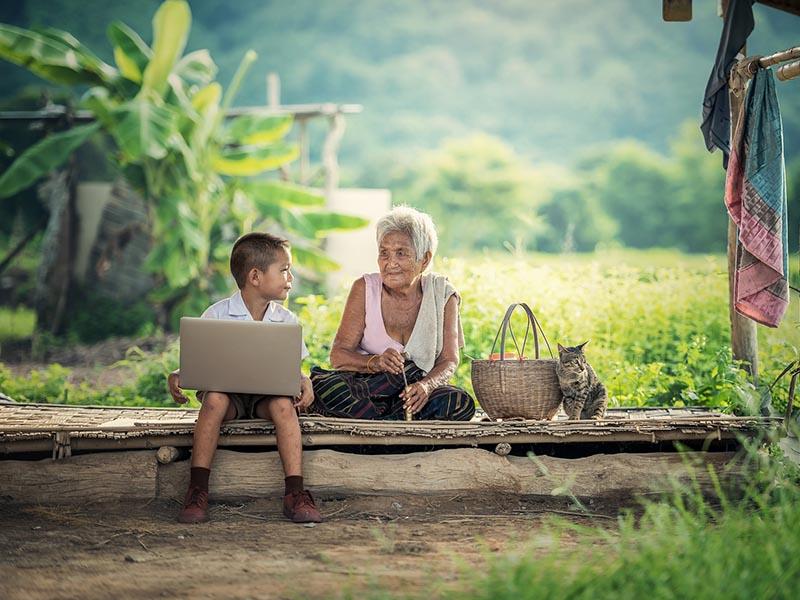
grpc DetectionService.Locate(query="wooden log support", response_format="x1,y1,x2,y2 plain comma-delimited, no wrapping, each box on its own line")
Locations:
0,450,158,504
494,442,512,456
0,448,741,505
155,445,184,464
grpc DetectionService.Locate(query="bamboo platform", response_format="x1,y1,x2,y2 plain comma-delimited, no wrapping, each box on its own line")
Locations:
0,399,780,457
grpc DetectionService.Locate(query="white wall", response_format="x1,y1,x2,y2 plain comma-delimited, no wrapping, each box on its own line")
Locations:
325,188,392,293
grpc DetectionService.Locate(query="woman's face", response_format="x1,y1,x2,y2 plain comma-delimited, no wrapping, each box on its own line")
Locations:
378,231,430,290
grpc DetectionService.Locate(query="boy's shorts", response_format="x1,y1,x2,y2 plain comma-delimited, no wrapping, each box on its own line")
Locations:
197,391,283,420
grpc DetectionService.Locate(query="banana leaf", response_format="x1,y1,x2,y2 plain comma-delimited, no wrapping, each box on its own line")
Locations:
226,114,293,145
212,142,299,176
111,99,178,161
0,24,115,85
175,50,217,85
302,211,369,233
245,196,316,238
0,122,101,199
239,180,325,207
107,21,152,83
140,0,191,97
290,244,341,273
189,83,222,150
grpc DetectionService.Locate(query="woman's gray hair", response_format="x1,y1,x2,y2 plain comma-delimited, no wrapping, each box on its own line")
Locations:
376,206,438,263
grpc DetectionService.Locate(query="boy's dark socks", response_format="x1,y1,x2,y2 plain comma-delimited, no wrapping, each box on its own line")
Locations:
285,476,303,496
190,467,211,491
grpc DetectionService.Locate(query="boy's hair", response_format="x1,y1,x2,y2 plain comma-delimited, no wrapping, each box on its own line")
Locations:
230,232,290,289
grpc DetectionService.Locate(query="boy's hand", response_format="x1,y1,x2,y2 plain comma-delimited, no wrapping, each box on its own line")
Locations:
294,375,314,411
167,370,189,404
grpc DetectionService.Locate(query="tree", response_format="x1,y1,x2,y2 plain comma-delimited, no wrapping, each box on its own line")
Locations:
392,134,551,255
0,0,367,328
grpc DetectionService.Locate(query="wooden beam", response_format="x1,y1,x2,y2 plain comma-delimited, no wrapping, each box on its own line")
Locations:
663,0,693,21
757,1,800,18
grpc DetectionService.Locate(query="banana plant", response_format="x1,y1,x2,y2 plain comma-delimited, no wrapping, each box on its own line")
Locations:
0,0,367,326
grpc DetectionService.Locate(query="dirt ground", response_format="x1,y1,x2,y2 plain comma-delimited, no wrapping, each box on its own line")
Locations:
0,493,614,600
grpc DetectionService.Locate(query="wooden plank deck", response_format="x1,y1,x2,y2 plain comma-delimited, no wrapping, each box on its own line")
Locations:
0,400,781,456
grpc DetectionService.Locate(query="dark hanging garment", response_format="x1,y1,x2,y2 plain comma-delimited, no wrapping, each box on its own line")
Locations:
700,0,755,168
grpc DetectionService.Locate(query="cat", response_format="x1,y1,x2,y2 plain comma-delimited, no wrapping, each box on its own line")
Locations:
555,341,608,420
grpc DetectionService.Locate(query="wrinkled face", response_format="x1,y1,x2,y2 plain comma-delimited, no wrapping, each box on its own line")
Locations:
250,247,294,301
378,231,429,290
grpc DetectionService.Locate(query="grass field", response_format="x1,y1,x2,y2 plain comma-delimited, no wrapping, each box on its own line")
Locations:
0,250,798,409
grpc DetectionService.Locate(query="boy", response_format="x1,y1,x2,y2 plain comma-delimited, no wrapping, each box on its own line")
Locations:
168,232,322,524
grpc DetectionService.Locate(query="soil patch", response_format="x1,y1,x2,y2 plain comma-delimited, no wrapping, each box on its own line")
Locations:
0,493,615,600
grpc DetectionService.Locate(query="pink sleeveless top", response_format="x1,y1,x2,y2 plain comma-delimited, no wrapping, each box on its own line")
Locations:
359,273,406,355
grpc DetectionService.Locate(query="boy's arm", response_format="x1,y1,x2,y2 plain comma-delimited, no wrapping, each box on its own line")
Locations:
294,374,314,411
167,369,189,404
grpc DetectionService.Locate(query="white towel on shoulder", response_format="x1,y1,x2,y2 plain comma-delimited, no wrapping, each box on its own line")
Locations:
404,272,464,374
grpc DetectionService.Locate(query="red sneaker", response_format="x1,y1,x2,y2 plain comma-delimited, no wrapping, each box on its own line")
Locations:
178,484,209,524
283,490,323,523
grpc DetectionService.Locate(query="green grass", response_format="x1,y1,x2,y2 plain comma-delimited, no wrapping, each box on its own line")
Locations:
301,250,800,412
0,249,797,409
0,306,35,342
447,443,800,600
354,442,800,600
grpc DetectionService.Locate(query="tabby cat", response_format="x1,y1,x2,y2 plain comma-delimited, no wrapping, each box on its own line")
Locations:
556,341,608,420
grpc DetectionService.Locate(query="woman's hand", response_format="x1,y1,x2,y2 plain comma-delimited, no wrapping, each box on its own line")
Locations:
295,375,315,411
167,370,189,404
370,348,405,374
401,380,432,415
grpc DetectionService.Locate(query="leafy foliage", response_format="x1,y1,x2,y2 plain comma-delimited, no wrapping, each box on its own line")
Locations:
431,441,800,600
0,0,367,327
1,250,796,409
389,124,733,256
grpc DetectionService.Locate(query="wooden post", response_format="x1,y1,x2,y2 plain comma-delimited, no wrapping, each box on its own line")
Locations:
267,72,291,181
298,118,310,185
267,72,280,108
322,112,345,203
722,0,758,381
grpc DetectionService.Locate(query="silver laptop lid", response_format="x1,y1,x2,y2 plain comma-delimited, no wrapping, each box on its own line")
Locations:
179,317,302,397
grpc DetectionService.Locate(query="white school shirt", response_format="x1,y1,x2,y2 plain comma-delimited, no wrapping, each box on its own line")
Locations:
201,291,309,359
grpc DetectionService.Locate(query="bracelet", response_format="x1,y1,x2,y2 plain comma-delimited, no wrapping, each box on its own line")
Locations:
366,355,379,373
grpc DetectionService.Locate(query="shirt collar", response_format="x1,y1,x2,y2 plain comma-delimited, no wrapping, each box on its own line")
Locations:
228,291,276,321
227,291,250,318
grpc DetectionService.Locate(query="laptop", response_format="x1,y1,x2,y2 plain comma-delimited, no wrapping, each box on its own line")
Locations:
179,317,302,396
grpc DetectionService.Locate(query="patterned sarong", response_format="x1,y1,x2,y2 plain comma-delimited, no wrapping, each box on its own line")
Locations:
725,68,789,328
309,361,474,421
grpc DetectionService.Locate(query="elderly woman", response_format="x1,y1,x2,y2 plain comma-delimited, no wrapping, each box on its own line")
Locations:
310,206,474,421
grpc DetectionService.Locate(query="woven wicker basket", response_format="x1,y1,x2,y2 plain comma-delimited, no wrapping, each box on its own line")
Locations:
471,303,562,420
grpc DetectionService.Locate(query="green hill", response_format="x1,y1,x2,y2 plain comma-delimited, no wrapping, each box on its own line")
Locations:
1,0,797,184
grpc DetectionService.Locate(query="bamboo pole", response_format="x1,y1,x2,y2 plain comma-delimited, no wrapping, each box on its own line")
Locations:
758,46,800,69
776,60,800,82
723,2,759,380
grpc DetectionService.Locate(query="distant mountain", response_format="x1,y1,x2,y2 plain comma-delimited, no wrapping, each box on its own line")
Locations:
1,0,797,184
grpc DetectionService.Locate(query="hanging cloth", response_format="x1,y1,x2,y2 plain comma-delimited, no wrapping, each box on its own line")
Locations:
701,0,754,168
725,67,789,328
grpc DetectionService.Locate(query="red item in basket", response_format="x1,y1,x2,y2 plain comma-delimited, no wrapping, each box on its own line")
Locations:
489,352,526,361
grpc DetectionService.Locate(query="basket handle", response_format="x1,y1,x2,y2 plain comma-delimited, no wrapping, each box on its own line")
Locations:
489,303,554,361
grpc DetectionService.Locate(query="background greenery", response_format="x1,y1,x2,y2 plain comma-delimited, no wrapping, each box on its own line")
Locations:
0,1,797,408
1,1,798,259
2,250,797,413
